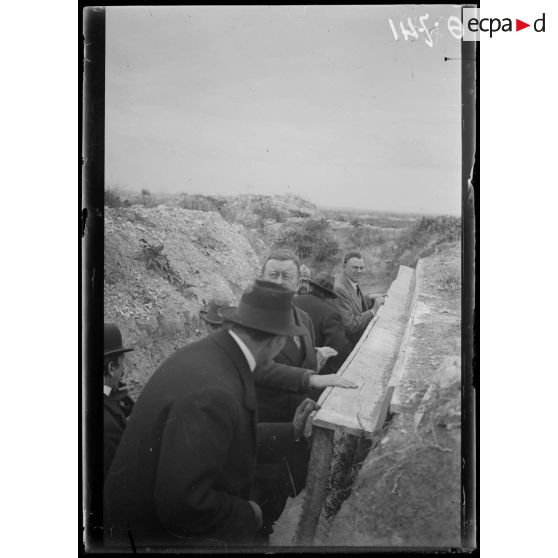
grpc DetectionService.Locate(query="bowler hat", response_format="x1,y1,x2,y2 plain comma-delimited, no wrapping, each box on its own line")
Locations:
220,280,305,336
199,300,237,325
308,272,338,299
104,323,134,357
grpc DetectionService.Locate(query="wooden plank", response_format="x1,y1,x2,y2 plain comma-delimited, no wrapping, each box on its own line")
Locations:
312,266,415,438
372,385,395,436
388,266,419,414
294,427,334,546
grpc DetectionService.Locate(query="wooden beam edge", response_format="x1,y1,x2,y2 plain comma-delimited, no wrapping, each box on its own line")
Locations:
389,264,420,414
316,265,416,424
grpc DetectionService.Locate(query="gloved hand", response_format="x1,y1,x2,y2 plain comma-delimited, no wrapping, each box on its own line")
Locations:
292,398,320,441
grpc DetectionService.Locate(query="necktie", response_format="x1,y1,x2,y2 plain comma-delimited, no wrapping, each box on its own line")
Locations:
356,284,366,311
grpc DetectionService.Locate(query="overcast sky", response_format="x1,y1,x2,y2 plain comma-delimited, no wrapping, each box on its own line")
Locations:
106,5,462,215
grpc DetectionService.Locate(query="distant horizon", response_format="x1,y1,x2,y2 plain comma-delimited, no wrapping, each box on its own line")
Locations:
107,184,461,217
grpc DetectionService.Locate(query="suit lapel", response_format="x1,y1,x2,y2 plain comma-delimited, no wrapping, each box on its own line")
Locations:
343,275,362,312
280,336,302,365
277,307,307,365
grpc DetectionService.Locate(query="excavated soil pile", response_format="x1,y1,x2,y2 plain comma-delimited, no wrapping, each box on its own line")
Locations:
104,206,261,397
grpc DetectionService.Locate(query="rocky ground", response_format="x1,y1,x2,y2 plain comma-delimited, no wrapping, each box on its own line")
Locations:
105,205,261,396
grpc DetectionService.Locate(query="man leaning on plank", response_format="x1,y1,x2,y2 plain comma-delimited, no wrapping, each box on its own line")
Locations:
334,250,386,347
103,280,354,549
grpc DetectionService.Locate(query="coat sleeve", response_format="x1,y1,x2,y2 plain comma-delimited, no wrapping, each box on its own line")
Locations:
254,361,312,393
256,422,298,464
103,411,125,481
322,311,351,356
333,291,374,338
319,311,352,374
152,388,260,541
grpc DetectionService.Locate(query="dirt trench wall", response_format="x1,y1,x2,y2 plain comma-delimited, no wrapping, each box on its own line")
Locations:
104,206,262,397
326,244,462,548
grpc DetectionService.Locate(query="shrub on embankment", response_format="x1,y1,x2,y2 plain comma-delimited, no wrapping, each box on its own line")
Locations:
385,215,461,269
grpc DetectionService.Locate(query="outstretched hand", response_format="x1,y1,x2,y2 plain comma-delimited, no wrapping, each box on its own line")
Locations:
309,374,358,390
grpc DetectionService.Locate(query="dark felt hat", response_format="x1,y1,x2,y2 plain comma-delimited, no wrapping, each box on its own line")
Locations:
308,272,338,299
220,280,305,336
199,300,237,325
104,323,134,357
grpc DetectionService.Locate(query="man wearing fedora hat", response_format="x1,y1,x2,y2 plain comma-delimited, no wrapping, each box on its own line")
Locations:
294,271,352,375
199,296,236,334
103,323,134,481
104,280,320,548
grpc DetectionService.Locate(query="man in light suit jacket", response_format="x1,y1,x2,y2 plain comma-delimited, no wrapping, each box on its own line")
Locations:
334,250,383,347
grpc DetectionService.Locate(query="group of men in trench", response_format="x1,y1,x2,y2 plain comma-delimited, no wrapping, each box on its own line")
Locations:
102,248,384,548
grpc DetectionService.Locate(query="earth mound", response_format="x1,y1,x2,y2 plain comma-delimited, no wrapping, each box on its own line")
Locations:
104,205,261,396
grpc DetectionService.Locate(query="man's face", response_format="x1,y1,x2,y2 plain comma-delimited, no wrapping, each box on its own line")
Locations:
262,259,300,292
106,354,125,387
344,257,365,283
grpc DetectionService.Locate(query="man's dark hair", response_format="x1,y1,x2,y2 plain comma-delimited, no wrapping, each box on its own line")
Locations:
343,250,364,265
262,248,301,276
231,324,277,343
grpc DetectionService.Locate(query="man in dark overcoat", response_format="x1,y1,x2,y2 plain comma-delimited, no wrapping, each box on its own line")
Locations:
294,272,352,374
104,280,311,549
103,323,134,481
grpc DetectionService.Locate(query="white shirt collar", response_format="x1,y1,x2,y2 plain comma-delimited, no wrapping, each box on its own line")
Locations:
228,330,256,372
103,385,112,396
346,276,359,291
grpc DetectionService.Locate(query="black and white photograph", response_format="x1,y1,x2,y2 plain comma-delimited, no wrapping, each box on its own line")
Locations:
82,4,476,552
